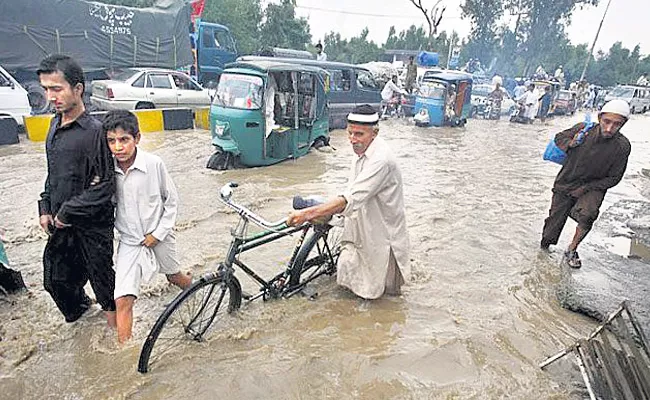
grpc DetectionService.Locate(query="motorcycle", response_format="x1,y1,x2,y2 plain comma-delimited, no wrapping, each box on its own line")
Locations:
480,97,501,120
380,94,406,119
510,101,535,124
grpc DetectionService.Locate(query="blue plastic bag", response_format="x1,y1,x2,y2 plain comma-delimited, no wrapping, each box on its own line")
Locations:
543,114,593,165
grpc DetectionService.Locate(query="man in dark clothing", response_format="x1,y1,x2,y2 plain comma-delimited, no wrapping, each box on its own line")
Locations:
37,55,117,325
541,99,632,268
539,86,552,123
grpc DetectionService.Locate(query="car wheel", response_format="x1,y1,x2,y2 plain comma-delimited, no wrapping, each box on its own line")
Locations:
23,81,50,115
631,106,636,114
135,102,155,110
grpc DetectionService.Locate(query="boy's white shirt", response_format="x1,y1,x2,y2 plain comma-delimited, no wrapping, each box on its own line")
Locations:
114,148,179,283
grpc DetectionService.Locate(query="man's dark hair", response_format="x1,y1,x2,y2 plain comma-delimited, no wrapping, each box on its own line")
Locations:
315,43,323,49
102,110,140,138
37,54,85,94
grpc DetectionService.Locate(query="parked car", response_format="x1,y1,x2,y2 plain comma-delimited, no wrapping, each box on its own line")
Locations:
90,68,211,111
470,84,516,117
604,85,650,114
0,65,31,125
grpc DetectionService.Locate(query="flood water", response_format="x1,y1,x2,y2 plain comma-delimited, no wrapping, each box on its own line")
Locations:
1,113,649,399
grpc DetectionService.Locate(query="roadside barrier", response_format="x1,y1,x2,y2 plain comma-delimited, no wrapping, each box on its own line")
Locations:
0,116,20,145
22,107,200,142
194,107,210,130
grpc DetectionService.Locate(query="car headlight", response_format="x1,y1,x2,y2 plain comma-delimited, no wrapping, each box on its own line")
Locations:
214,124,225,136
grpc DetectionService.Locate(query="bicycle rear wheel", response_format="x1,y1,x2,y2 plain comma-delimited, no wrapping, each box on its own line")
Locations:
137,272,242,373
288,225,343,290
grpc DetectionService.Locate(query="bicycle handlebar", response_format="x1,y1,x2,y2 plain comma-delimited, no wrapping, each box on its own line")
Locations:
219,182,290,230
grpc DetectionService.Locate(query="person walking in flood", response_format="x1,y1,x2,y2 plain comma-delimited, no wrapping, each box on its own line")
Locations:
287,104,410,299
104,110,192,343
37,55,117,324
541,99,632,268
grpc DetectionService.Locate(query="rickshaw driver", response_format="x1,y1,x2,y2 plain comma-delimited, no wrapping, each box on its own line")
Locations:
445,84,457,122
287,105,411,299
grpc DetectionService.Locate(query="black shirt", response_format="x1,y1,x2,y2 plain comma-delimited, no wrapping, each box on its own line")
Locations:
553,122,631,193
38,112,115,228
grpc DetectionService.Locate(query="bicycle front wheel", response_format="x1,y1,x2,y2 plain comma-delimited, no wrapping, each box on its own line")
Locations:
137,273,242,373
288,225,343,290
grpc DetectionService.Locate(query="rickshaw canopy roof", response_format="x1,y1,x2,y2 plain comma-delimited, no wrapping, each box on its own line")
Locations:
225,60,327,76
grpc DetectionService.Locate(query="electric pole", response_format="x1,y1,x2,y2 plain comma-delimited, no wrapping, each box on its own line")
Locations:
580,0,613,82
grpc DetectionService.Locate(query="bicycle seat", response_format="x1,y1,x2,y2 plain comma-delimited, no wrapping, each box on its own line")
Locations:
292,195,324,210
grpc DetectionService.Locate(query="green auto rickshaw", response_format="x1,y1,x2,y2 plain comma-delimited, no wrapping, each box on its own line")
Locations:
206,60,330,170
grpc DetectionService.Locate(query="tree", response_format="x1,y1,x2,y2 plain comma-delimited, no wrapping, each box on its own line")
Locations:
460,0,503,66
506,0,598,75
407,0,446,46
202,0,262,55
385,25,431,51
259,0,311,50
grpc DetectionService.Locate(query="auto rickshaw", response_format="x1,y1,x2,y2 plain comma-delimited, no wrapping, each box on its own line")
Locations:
413,70,473,127
553,89,577,115
207,60,329,170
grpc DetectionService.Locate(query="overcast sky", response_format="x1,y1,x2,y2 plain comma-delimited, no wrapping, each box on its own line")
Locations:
263,0,648,55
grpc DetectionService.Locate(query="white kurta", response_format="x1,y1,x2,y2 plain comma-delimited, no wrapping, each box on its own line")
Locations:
338,136,411,299
522,90,539,120
114,149,179,286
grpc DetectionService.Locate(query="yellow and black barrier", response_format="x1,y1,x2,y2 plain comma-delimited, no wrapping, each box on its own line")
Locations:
23,107,199,142
194,107,210,130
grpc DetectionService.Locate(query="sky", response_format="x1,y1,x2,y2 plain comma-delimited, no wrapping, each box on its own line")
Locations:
262,0,649,56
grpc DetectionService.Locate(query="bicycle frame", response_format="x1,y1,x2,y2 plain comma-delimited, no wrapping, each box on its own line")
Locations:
222,217,311,301
216,182,337,301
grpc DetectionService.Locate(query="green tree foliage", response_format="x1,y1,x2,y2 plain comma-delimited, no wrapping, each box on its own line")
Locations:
324,29,381,64
385,25,430,51
202,0,262,55
259,0,311,50
460,0,503,66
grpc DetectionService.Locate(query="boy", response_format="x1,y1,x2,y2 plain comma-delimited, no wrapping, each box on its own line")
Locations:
103,110,192,343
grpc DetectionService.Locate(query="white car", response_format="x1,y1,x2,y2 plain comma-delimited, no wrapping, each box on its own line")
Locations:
470,84,516,116
90,68,211,110
0,65,31,126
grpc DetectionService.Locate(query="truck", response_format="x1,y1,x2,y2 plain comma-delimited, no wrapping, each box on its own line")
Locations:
0,0,237,114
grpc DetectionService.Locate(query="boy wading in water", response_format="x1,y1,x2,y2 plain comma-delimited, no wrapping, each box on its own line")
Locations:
103,110,192,343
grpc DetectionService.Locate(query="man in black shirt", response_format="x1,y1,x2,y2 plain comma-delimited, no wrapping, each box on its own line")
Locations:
541,99,632,268
37,55,117,324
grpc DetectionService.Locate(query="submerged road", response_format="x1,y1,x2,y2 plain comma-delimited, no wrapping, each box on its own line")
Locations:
0,113,648,399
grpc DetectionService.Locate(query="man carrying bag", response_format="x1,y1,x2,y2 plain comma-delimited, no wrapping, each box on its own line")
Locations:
541,99,632,268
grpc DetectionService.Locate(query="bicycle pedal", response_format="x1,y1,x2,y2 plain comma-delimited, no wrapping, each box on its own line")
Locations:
300,287,318,300
241,290,253,300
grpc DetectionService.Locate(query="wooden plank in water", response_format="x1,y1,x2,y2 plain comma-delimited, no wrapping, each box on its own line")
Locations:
599,331,638,400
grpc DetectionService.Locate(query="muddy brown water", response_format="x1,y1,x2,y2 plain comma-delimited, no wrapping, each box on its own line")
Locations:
1,114,648,399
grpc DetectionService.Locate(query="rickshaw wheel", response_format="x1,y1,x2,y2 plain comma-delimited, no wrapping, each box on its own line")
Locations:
206,150,237,170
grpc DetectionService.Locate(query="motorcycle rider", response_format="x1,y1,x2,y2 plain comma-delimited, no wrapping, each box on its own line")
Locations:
487,81,504,119
518,84,539,123
381,75,406,117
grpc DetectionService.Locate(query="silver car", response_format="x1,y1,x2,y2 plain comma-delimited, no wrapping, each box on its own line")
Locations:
90,68,211,110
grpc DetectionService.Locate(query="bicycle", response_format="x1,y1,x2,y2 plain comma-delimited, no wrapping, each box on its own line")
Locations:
137,182,344,373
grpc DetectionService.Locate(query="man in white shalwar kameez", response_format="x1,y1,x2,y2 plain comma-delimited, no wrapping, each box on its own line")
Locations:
520,84,540,123
287,104,410,299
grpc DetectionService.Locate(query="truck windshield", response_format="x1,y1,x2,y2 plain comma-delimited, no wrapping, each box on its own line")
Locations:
214,73,263,110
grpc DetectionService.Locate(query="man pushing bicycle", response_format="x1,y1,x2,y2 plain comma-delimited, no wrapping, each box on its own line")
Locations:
287,105,410,299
